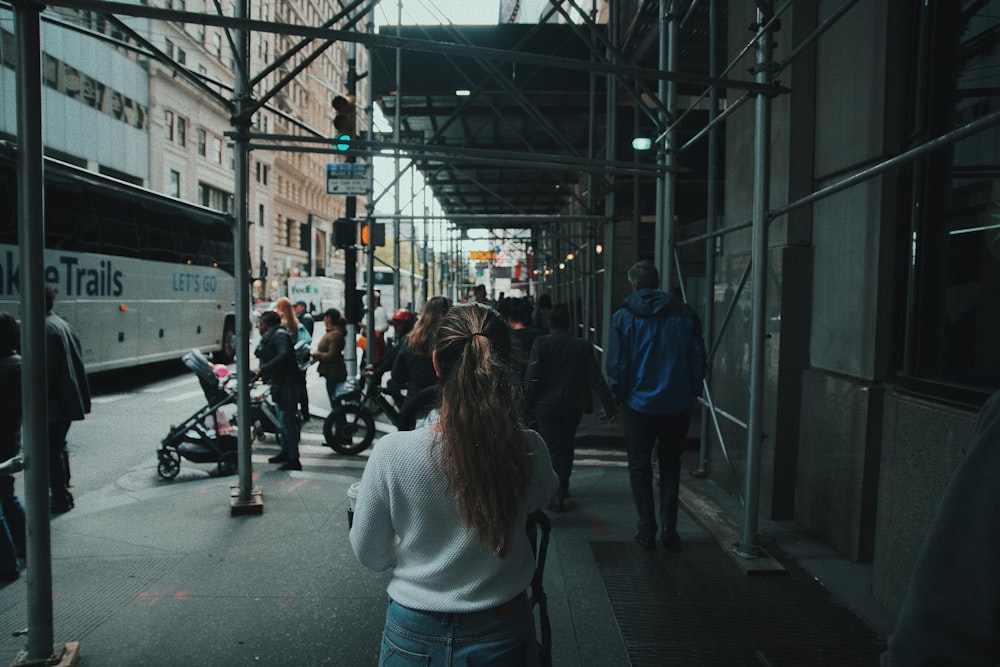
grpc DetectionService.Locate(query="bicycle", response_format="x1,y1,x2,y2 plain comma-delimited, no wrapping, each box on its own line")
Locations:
322,379,439,455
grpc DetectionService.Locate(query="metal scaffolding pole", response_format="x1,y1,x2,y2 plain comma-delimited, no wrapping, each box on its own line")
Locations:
600,0,619,355
12,2,77,663
739,2,775,558
697,0,720,477
230,0,261,514
656,0,678,287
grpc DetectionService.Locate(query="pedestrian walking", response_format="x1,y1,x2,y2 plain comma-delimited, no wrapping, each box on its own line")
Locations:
525,304,617,512
607,261,706,551
505,297,543,393
391,296,450,419
350,303,557,665
0,312,25,580
45,287,91,514
881,389,1000,666
276,296,312,421
255,310,302,471
311,308,347,406
293,300,315,337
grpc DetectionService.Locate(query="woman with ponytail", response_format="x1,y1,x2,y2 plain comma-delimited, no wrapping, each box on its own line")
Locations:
350,303,557,665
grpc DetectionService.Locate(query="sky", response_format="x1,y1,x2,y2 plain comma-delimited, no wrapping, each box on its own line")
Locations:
372,1,500,27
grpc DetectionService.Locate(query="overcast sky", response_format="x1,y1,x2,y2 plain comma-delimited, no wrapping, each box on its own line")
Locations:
372,0,499,27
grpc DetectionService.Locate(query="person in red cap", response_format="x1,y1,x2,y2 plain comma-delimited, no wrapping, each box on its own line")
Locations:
364,308,416,405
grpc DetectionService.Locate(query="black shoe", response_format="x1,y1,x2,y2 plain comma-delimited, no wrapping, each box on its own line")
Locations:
51,501,74,515
0,570,19,583
268,453,288,463
278,460,302,471
661,532,683,553
634,534,655,551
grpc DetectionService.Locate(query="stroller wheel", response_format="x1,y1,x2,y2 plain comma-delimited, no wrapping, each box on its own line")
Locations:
217,451,238,477
157,449,181,479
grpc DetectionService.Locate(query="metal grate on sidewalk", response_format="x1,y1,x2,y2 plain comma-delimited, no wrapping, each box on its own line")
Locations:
592,539,885,666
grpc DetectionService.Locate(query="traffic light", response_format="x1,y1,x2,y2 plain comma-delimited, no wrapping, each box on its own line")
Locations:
332,95,356,152
360,222,386,247
333,217,356,248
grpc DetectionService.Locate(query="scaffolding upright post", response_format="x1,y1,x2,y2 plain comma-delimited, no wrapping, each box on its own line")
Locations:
12,1,79,662
739,2,775,558
229,0,263,514
697,0,720,477
656,0,678,289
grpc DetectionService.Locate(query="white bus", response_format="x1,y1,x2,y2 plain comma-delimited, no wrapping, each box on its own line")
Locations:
0,145,236,373
367,265,425,313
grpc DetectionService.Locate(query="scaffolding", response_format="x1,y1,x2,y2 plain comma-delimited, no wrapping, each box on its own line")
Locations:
6,0,1000,661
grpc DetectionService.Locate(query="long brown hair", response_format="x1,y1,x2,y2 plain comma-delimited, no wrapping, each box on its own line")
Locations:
275,296,300,331
433,303,533,557
408,296,451,357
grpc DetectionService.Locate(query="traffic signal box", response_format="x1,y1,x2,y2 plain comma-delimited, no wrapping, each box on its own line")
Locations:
361,222,385,247
332,95,356,151
333,218,356,248
333,219,385,248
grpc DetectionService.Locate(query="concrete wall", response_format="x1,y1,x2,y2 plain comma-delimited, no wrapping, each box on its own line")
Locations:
708,1,986,623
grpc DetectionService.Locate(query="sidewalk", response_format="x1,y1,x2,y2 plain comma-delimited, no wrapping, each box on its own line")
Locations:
0,415,892,666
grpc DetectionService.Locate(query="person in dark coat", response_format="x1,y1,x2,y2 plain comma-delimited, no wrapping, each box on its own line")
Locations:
505,297,543,396
391,296,450,419
881,389,1000,666
525,304,617,512
255,310,302,471
45,287,91,514
0,313,25,580
607,261,706,551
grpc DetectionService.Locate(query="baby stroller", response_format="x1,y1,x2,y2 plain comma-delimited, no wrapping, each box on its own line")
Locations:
157,350,239,479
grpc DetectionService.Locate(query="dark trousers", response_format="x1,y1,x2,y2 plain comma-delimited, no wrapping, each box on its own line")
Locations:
0,475,25,572
535,406,583,499
48,420,73,506
621,406,691,539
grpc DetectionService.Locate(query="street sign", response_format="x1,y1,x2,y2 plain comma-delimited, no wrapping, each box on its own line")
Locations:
373,130,424,145
326,163,369,195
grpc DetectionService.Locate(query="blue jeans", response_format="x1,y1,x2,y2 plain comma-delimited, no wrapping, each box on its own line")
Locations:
621,406,691,540
271,383,301,463
380,596,540,666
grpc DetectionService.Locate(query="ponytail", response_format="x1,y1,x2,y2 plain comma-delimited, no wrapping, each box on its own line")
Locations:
434,303,533,557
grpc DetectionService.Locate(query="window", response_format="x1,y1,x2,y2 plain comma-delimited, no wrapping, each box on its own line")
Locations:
212,33,222,58
212,137,222,164
299,218,311,252
165,110,174,141
285,218,295,247
197,128,206,156
258,204,264,227
177,48,186,66
198,183,232,214
904,1,1000,400
169,170,180,198
164,38,174,60
176,116,186,147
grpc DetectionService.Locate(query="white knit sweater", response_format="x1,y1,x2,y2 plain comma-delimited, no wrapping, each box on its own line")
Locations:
349,427,557,613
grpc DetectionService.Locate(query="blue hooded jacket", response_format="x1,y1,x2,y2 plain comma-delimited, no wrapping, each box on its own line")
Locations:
606,288,706,415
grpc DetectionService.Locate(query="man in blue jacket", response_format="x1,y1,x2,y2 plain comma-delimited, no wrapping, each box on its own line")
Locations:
607,261,706,551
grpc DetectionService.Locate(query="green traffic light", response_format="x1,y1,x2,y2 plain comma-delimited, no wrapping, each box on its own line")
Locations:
334,132,351,152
